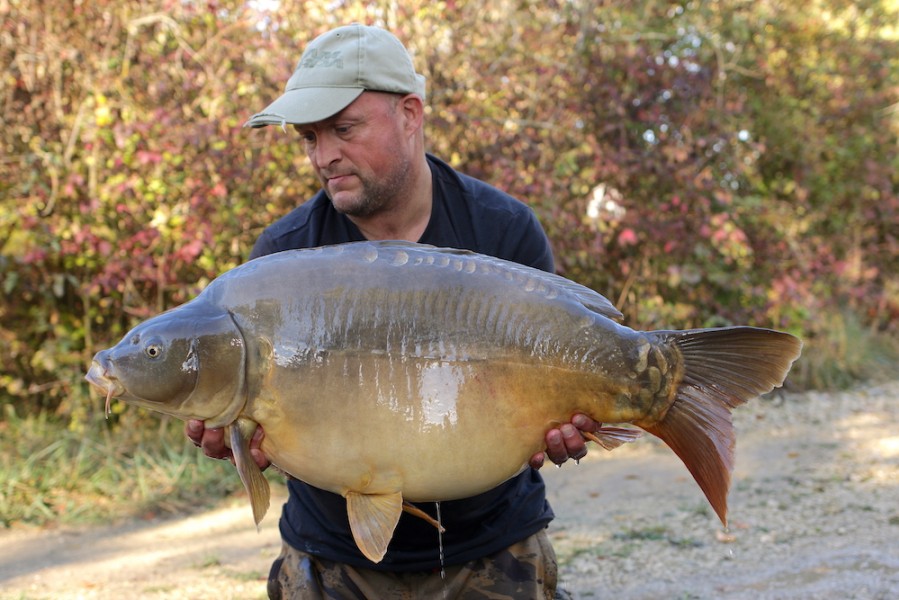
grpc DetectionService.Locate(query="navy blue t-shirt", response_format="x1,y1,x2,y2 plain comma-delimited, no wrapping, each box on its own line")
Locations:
250,154,556,572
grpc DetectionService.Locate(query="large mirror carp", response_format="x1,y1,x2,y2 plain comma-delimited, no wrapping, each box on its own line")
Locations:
86,241,802,563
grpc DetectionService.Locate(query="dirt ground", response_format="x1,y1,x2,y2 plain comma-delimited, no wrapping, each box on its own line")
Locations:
2,380,897,599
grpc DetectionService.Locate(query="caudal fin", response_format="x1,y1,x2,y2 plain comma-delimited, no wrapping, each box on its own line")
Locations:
639,327,801,525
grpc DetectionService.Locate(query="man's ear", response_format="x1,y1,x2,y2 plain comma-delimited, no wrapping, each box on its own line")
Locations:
398,93,425,134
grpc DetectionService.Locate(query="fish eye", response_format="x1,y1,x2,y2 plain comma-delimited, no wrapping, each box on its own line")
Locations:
144,338,164,359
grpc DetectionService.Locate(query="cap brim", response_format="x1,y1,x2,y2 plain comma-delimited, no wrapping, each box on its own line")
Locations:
243,87,365,128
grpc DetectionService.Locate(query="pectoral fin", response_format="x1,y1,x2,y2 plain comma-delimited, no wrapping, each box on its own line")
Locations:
345,491,403,564
229,417,270,528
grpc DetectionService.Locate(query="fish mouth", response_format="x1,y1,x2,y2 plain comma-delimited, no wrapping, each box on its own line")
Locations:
85,360,126,418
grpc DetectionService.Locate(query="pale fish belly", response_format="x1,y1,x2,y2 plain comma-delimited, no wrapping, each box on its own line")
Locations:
247,350,627,502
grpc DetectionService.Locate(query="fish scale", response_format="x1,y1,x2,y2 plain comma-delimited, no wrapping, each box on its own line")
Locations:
86,240,802,564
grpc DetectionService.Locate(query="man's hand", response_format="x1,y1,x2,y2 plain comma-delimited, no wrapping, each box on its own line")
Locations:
529,413,600,469
185,419,270,470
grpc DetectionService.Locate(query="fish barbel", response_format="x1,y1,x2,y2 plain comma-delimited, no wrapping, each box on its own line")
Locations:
85,241,801,562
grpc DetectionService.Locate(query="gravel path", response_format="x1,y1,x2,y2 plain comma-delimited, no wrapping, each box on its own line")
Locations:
2,381,897,599
547,380,899,599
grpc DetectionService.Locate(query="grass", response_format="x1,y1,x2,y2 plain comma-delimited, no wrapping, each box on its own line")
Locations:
791,310,899,390
613,525,703,548
0,404,272,528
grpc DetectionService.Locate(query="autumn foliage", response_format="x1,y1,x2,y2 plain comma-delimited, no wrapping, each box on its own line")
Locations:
2,0,897,418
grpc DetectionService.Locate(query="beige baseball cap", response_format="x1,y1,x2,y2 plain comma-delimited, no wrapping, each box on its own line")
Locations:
244,24,426,128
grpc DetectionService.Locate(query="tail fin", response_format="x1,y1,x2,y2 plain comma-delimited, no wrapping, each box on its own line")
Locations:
639,327,802,525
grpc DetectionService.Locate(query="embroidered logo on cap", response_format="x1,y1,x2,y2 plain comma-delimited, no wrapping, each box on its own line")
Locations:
299,49,343,69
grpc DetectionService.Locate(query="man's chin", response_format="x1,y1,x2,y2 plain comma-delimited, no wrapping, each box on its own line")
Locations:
329,191,379,218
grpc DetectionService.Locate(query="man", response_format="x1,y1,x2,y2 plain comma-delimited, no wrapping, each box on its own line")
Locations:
187,23,599,599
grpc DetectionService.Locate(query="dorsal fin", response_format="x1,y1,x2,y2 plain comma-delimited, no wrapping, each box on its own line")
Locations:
364,241,624,320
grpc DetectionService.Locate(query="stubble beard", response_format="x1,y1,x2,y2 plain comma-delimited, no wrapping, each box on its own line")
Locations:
327,154,413,219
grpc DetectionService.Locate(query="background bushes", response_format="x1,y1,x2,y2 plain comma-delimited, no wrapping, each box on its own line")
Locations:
2,0,897,424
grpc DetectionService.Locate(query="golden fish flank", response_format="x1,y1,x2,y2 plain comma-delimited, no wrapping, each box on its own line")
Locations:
85,241,802,564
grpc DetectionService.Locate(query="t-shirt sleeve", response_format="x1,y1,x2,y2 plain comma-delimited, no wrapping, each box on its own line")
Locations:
249,230,277,260
491,203,555,274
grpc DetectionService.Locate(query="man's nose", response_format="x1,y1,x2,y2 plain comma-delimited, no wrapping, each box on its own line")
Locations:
311,131,341,167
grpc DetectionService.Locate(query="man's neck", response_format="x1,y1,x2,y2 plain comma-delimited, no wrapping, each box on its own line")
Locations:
349,155,433,242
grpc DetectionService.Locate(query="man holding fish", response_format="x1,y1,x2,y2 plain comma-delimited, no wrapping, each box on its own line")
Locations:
187,23,596,599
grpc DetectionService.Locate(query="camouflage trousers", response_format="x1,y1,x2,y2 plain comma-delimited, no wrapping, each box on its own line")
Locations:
267,529,562,600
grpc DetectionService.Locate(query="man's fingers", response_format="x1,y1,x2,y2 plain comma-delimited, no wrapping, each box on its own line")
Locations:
571,413,598,432
199,427,231,460
186,419,204,446
529,451,546,470
560,424,588,460
251,424,265,446
541,423,591,467
187,420,269,469
544,428,568,465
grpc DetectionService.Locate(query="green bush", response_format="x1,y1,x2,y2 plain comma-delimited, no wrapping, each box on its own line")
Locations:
1,0,897,425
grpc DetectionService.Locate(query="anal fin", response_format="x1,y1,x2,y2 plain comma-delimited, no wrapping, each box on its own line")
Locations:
346,491,403,564
583,425,643,451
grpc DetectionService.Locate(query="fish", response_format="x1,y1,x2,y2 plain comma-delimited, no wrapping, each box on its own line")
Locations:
85,241,802,563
